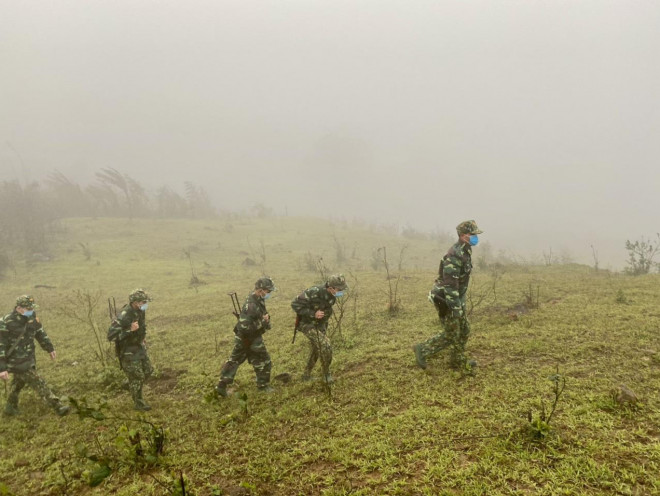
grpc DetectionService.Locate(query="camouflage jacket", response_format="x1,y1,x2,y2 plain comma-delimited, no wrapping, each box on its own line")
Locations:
0,310,55,373
434,241,473,310
107,304,147,360
291,285,336,329
234,292,270,340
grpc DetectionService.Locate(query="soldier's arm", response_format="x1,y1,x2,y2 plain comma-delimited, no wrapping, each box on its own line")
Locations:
110,310,136,341
33,318,55,353
291,288,318,319
0,317,8,372
442,255,463,310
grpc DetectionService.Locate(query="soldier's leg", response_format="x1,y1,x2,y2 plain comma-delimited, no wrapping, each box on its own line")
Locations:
300,325,320,377
218,336,249,390
4,373,26,415
142,353,154,380
418,329,451,359
122,359,149,409
22,369,69,415
447,315,466,370
316,330,333,377
246,336,272,390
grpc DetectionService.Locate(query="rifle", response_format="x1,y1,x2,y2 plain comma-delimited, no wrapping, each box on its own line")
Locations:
292,315,300,344
107,297,123,370
228,292,241,321
228,292,254,348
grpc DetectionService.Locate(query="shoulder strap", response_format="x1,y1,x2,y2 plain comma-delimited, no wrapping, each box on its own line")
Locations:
5,323,29,358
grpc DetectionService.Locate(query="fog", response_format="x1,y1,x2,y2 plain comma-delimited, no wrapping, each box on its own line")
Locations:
2,1,659,269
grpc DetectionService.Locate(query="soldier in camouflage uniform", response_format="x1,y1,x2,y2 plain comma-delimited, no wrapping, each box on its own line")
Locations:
291,274,348,383
216,277,276,397
413,220,483,373
0,295,70,416
107,289,154,411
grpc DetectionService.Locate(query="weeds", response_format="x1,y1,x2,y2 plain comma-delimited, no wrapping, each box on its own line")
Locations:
525,367,566,440
183,248,205,291
624,233,660,275
377,246,403,315
54,289,112,368
66,397,168,487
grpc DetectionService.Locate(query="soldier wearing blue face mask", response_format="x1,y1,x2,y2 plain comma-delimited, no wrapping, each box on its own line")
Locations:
0,295,70,416
291,274,347,384
107,289,154,410
216,277,276,397
414,220,484,374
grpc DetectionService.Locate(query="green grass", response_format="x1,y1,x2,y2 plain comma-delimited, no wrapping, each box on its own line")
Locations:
1,217,659,495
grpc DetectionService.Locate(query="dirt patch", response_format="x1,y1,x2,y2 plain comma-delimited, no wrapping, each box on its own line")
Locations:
150,367,186,393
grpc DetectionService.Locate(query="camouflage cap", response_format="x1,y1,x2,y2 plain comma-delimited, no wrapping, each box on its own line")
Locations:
327,274,348,291
255,277,276,291
128,289,151,303
456,220,483,236
16,295,37,309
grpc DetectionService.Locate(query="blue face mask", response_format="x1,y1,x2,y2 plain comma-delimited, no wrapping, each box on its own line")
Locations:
469,234,479,246
140,303,149,311
23,310,34,317
264,293,272,300
334,291,345,298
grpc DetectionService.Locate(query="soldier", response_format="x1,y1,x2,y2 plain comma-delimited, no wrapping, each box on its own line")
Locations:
413,220,483,374
216,277,276,397
0,295,70,416
108,289,154,411
291,274,347,383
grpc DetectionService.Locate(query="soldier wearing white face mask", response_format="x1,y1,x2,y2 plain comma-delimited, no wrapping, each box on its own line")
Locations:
107,289,154,411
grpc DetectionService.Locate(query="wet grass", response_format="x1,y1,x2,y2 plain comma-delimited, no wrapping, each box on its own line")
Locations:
0,217,659,495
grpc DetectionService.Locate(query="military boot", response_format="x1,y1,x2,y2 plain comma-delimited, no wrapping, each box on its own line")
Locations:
301,370,313,382
3,402,19,417
258,385,274,393
134,399,152,411
215,382,228,398
413,344,427,370
323,373,334,384
55,404,71,416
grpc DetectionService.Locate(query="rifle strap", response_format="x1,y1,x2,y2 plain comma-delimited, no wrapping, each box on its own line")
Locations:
5,323,29,358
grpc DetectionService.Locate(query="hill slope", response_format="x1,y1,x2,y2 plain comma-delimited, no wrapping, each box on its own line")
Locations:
1,217,659,495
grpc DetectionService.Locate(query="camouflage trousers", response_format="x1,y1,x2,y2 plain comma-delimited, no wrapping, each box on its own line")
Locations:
6,368,61,411
419,313,471,369
219,335,271,389
299,323,332,376
121,354,153,405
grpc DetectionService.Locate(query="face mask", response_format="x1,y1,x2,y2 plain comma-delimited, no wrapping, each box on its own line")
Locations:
140,303,149,311
23,310,34,317
469,234,479,246
334,291,344,298
264,293,272,300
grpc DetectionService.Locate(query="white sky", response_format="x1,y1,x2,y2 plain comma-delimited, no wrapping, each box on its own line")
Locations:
1,0,659,268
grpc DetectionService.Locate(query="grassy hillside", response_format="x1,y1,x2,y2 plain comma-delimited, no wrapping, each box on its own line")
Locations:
1,217,659,496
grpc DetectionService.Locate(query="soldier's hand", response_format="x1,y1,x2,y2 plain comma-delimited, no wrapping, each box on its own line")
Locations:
0,371,9,381
263,314,270,323
315,310,325,319
131,321,139,331
50,351,57,360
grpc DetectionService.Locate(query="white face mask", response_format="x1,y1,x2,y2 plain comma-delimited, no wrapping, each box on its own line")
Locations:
23,309,35,317
140,303,149,311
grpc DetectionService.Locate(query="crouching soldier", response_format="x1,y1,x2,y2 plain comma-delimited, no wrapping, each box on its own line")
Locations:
216,277,276,397
291,274,347,383
0,295,70,417
108,289,154,411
